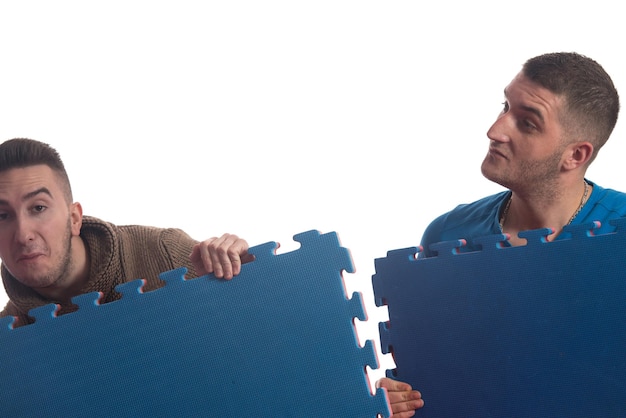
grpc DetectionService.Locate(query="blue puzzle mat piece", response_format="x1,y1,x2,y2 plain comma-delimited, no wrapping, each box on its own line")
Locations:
0,230,389,417
373,220,626,417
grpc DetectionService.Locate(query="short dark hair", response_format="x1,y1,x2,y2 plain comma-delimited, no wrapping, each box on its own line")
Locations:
523,52,620,162
0,138,73,202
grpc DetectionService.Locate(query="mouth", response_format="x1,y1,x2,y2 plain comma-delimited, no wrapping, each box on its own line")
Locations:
488,147,507,159
17,253,45,263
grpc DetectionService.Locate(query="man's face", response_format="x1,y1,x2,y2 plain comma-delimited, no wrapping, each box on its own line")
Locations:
0,165,80,291
481,72,569,193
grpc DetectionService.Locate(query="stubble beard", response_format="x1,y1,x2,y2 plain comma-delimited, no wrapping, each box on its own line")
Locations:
18,218,75,293
481,149,564,201
50,221,74,291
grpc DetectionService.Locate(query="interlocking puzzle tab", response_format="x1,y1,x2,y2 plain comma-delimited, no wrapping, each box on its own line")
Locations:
0,230,390,418
373,220,626,417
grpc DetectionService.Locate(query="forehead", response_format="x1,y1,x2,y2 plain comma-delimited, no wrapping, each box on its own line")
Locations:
505,72,564,119
0,165,63,201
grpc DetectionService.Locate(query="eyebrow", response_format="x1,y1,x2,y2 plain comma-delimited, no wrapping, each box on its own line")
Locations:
24,187,54,201
504,88,545,123
0,187,54,206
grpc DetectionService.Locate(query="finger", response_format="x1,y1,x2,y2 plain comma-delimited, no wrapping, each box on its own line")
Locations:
207,234,231,278
376,378,424,415
216,234,240,279
190,238,216,276
390,411,417,418
390,386,422,402
390,395,424,414
225,236,250,278
210,234,248,279
377,377,413,392
388,390,423,409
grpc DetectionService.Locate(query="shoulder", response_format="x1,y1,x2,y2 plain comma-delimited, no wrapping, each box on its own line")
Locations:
588,183,626,210
81,216,199,281
577,181,626,230
424,192,509,234
82,216,195,244
80,216,198,267
420,192,509,256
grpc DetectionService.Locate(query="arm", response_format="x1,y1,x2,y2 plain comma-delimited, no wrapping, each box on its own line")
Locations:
377,377,424,417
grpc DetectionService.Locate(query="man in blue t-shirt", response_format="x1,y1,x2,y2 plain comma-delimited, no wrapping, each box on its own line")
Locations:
420,181,626,257
377,52,623,416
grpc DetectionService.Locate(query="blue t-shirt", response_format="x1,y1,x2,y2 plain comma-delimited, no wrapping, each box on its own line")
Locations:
419,181,626,257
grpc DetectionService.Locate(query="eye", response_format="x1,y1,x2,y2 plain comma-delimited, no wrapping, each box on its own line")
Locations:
501,101,509,113
523,120,538,131
516,118,538,133
32,205,47,213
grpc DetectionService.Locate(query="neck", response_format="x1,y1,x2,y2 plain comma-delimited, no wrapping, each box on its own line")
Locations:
500,179,591,244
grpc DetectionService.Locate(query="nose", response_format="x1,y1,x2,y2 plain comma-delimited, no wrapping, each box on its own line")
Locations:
486,113,511,143
14,215,36,244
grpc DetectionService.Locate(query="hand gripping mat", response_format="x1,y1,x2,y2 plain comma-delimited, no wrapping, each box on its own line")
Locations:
0,230,390,417
373,220,626,417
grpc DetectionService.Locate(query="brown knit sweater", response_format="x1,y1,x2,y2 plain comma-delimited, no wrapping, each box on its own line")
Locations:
0,216,198,327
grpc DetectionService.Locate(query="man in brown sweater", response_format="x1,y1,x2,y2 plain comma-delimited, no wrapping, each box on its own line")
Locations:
0,137,420,416
0,138,252,327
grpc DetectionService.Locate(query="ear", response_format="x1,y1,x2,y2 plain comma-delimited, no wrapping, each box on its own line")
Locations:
562,141,594,171
69,202,83,237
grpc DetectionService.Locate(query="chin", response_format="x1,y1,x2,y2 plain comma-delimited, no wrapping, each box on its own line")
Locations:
14,271,55,290
481,169,509,189
480,163,496,181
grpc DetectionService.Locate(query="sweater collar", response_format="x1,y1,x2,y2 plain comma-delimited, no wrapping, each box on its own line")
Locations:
1,216,121,318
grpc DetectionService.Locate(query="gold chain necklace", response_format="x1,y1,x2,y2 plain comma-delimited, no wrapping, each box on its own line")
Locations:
499,181,589,232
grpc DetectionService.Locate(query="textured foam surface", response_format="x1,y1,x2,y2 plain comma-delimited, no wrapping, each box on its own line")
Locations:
0,230,389,417
373,220,626,417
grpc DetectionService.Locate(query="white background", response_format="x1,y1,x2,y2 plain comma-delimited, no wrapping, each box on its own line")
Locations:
2,1,625,386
